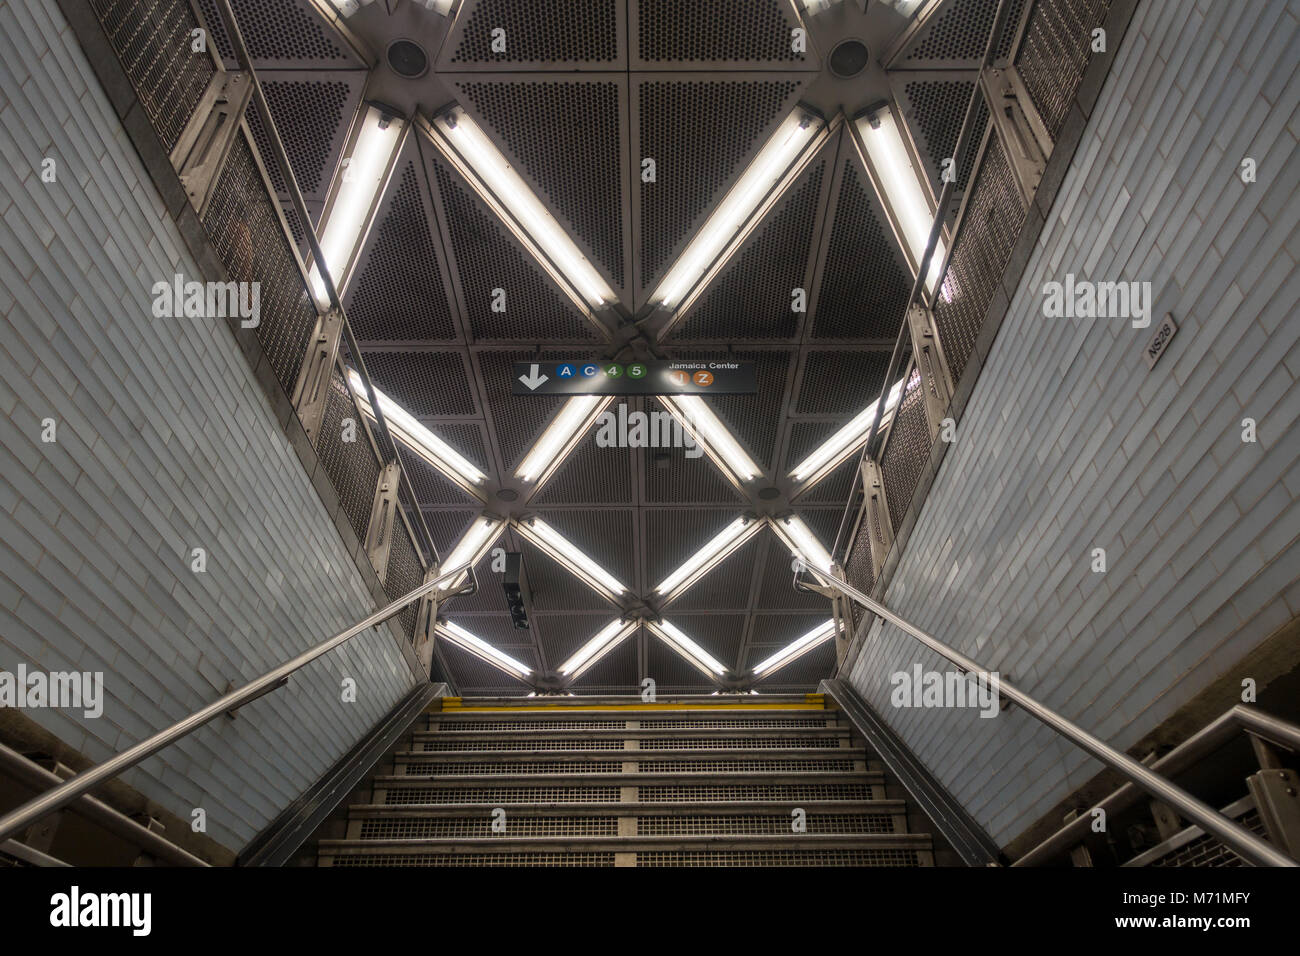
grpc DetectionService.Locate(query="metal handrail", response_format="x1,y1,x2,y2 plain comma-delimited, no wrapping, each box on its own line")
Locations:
831,0,1017,562
0,561,472,845
1015,704,1300,866
802,565,1298,867
208,0,442,572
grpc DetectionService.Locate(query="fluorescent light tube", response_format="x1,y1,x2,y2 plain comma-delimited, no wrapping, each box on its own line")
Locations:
661,395,762,483
789,376,907,483
436,620,531,679
752,619,838,676
653,109,824,308
430,107,615,308
648,620,728,677
515,395,609,484
558,619,637,678
309,106,403,307
772,514,834,576
347,370,485,486
855,105,946,294
654,516,760,600
516,517,628,599
438,515,503,591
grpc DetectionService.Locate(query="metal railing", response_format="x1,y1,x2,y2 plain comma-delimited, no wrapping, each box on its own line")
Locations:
831,0,1018,562
0,561,472,847
800,565,1298,867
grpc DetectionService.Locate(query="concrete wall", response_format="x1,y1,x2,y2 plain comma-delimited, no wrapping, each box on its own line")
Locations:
848,0,1300,845
0,0,417,851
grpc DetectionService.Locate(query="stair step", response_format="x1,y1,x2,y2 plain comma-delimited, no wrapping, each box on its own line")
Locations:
411,726,851,741
374,770,881,786
346,798,908,816
318,832,933,867
391,747,865,765
426,712,840,731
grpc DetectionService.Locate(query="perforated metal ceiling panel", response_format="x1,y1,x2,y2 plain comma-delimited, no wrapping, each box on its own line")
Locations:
530,432,635,507
439,0,626,70
632,0,818,70
796,350,891,416
893,75,989,195
453,78,630,304
692,349,793,475
244,72,364,198
632,76,807,299
361,349,476,418
568,635,639,691
347,154,459,344
890,0,1026,68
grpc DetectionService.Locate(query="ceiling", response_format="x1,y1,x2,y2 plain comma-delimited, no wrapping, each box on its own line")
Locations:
201,0,1012,695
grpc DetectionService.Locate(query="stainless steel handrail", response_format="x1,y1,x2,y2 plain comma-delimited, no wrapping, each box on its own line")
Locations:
209,0,444,573
0,561,472,845
803,566,1298,867
1015,704,1300,866
831,0,1018,562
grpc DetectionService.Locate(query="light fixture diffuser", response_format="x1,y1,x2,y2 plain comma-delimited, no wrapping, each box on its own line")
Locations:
788,376,907,483
654,516,761,602
854,104,946,294
309,106,403,307
558,619,637,679
752,619,839,676
647,620,728,678
435,620,531,679
771,514,835,576
426,107,616,309
515,517,628,601
653,108,825,308
515,395,610,485
348,369,486,487
660,395,762,484
438,515,503,591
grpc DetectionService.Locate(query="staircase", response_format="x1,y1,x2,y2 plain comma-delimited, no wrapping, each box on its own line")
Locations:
316,694,937,866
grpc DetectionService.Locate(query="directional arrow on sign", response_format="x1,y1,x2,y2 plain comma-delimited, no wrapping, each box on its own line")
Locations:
518,363,549,391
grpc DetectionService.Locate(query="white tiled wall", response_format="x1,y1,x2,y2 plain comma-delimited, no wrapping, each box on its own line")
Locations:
0,0,416,851
849,0,1300,845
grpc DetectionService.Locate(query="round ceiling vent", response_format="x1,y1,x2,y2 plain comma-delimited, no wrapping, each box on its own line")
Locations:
758,486,781,500
387,39,429,78
829,38,870,78
496,488,519,502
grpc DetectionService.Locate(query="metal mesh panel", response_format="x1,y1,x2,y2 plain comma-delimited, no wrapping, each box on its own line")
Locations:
202,133,318,392
432,164,599,342
638,783,874,802
637,0,806,63
90,0,215,151
359,816,618,839
638,758,857,773
362,351,474,417
397,446,479,508
811,162,912,340
880,369,929,531
245,79,351,195
637,814,895,835
635,848,919,866
638,79,799,291
384,518,424,640
1016,0,1113,138
332,851,616,867
844,509,877,606
668,159,824,342
639,736,843,750
1146,809,1265,868
457,81,624,289
383,786,621,805
932,136,1025,381
418,738,626,752
452,0,619,63
315,372,381,541
347,163,457,342
400,761,624,775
